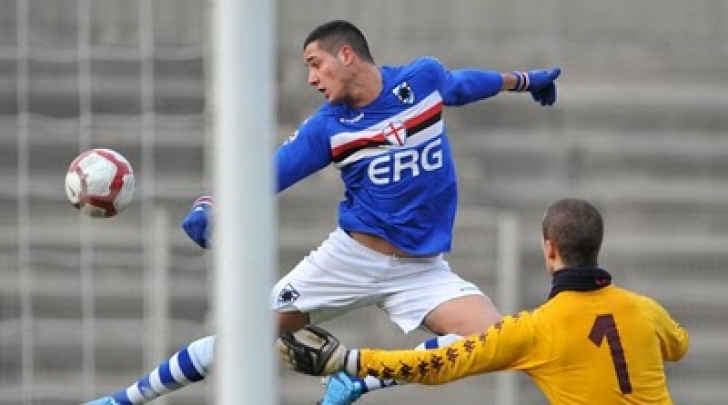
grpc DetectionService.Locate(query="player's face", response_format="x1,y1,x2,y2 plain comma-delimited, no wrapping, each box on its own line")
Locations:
303,41,352,105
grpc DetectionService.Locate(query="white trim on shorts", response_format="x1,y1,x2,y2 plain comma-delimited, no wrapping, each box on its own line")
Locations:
270,227,485,333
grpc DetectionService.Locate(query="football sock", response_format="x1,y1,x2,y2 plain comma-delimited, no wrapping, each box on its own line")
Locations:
416,333,463,350
108,335,216,404
357,334,463,392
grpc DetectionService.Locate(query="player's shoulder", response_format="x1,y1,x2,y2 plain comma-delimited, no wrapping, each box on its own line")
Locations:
610,285,657,304
403,56,446,74
284,106,334,145
604,285,675,320
382,56,445,78
490,310,540,349
299,105,335,130
621,287,669,311
381,57,447,92
500,310,539,331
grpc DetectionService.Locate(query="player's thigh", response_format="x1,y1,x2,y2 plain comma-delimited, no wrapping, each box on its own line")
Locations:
381,259,497,334
270,258,373,323
276,311,310,334
423,294,501,336
270,231,388,328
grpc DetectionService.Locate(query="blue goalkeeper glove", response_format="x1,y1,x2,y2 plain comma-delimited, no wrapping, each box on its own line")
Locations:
510,67,561,106
181,196,213,249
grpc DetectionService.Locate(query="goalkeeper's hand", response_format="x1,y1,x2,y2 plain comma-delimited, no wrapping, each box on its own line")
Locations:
277,325,357,376
181,196,213,249
510,67,561,106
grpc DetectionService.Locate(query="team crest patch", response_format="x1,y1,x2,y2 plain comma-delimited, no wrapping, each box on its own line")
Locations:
277,283,300,307
382,121,407,146
393,82,414,104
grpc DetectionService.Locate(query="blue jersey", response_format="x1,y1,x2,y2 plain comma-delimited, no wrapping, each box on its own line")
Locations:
275,57,504,255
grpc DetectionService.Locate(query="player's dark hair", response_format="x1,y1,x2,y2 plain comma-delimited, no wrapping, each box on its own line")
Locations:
303,20,375,63
542,198,603,267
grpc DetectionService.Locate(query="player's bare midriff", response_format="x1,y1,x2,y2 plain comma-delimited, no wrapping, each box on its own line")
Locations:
348,231,437,258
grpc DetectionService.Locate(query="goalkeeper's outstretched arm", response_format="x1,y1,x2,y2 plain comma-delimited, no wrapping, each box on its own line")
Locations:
278,321,530,385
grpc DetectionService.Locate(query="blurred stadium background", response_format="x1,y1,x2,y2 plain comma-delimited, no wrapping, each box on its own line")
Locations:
1,0,727,403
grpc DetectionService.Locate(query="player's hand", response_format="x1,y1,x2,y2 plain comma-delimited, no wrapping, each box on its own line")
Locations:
277,325,349,376
512,67,561,106
181,196,213,249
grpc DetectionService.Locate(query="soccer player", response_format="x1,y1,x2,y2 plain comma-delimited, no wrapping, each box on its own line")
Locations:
86,19,560,404
278,198,691,405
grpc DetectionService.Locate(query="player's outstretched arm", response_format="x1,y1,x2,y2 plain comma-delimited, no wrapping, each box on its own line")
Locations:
507,67,561,106
281,316,535,386
181,196,213,249
440,60,560,107
278,325,470,383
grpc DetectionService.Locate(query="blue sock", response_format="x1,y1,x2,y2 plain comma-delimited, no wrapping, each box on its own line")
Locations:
415,334,463,350
109,335,216,404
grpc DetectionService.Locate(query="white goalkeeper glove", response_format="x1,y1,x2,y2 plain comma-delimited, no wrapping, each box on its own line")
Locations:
277,325,359,376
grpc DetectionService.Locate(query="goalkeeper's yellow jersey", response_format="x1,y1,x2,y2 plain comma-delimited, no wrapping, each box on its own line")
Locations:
357,285,689,404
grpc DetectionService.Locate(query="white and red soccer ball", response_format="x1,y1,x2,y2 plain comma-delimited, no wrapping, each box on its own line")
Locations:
65,148,135,218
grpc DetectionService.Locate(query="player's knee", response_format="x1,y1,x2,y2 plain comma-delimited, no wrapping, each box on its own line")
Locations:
188,335,216,371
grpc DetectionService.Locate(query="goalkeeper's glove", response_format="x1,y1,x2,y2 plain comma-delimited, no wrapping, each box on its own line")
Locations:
277,325,359,377
510,67,561,106
181,196,213,249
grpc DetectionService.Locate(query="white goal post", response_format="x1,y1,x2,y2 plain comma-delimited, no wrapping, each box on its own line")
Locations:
212,0,277,404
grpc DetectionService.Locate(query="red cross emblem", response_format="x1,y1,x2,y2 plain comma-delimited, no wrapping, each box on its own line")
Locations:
383,121,407,146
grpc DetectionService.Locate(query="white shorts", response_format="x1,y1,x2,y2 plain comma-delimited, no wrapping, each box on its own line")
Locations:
270,228,485,333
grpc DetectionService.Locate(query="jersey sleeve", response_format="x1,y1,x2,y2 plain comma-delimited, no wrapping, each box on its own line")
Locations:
415,57,503,106
645,297,690,362
442,68,504,106
275,113,332,192
356,312,536,385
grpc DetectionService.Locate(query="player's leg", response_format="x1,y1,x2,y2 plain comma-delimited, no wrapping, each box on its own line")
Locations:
85,335,216,404
270,228,391,329
382,255,501,337
422,294,501,336
275,228,413,405
83,272,310,405
278,311,311,333
85,230,353,405
319,256,501,404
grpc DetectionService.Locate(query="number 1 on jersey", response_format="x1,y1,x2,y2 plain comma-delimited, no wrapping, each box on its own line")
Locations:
588,314,633,394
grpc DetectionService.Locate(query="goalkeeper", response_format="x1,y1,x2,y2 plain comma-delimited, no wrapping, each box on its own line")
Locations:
279,198,690,405
86,19,561,405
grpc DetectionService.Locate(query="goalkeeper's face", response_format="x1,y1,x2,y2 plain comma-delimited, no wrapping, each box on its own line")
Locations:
303,41,354,105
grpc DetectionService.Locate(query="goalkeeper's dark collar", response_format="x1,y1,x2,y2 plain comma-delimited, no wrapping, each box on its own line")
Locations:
548,267,612,299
